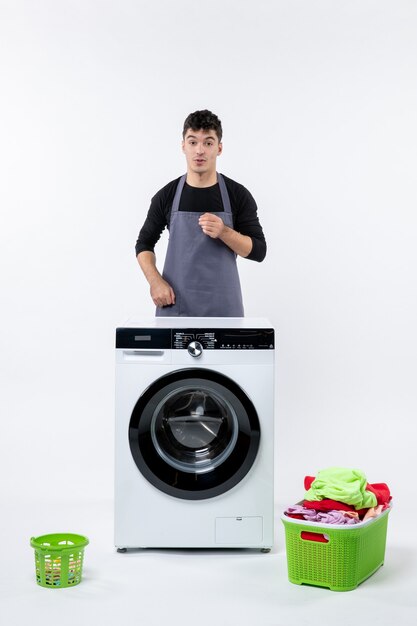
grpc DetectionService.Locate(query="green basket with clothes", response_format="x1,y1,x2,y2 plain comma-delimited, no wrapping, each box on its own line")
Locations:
281,506,391,591
30,533,89,588
282,467,392,591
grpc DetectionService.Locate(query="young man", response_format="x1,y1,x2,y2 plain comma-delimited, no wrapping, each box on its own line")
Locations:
135,110,266,317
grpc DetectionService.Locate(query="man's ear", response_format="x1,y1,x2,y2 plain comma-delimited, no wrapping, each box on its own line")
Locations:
218,142,223,156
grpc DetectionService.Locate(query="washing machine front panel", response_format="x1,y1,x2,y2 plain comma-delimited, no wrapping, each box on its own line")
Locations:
115,318,275,549
129,368,260,500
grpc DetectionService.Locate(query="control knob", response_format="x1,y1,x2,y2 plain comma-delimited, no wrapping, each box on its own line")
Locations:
188,340,203,358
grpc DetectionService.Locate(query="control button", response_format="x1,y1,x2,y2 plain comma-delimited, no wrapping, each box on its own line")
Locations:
188,340,203,358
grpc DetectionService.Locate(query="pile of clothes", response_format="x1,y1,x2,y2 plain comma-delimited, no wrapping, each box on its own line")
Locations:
285,467,392,525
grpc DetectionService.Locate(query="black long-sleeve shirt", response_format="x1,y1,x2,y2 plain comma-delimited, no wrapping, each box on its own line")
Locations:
135,174,266,262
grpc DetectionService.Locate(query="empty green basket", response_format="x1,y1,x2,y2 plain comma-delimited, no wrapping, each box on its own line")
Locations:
30,533,89,588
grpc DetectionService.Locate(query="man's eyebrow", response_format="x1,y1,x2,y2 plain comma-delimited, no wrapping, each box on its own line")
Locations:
186,134,216,140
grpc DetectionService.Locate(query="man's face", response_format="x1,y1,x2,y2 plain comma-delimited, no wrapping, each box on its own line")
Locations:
182,128,222,176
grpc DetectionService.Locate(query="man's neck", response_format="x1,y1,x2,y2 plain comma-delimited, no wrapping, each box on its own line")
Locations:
186,170,218,188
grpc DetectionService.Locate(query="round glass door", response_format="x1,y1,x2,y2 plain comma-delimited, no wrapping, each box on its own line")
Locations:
129,369,260,500
151,385,240,474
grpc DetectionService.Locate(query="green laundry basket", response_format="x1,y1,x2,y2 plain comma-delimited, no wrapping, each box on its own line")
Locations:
281,506,391,591
30,533,89,588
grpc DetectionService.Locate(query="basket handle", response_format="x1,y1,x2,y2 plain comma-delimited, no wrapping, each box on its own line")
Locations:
300,531,329,543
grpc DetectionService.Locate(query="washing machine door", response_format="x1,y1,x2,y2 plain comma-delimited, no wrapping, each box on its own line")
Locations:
129,368,260,500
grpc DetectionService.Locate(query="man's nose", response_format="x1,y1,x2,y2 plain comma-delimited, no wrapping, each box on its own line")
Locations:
196,143,205,154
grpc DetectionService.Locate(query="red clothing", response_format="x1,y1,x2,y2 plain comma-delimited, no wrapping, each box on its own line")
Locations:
301,531,329,543
365,483,391,506
304,476,315,490
302,498,356,512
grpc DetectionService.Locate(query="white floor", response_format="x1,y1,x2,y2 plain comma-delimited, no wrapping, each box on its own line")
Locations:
2,497,416,626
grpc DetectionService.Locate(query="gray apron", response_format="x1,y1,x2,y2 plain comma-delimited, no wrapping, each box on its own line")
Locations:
156,173,244,317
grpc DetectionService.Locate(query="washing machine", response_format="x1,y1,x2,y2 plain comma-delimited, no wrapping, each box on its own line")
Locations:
114,317,275,550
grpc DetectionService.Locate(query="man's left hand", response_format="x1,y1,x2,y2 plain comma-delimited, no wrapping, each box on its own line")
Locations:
198,213,226,239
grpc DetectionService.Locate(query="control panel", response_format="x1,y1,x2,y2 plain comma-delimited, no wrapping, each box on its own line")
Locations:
173,329,274,350
116,327,274,350
173,331,216,350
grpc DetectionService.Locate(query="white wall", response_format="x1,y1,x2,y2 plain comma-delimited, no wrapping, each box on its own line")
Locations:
1,0,416,510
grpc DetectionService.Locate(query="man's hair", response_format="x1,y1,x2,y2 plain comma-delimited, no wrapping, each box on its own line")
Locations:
182,110,223,142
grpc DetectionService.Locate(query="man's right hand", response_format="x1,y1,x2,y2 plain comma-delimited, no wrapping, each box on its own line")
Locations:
137,251,176,308
150,277,176,308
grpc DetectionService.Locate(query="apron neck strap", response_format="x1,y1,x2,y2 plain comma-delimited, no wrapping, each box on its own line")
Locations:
171,173,231,214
